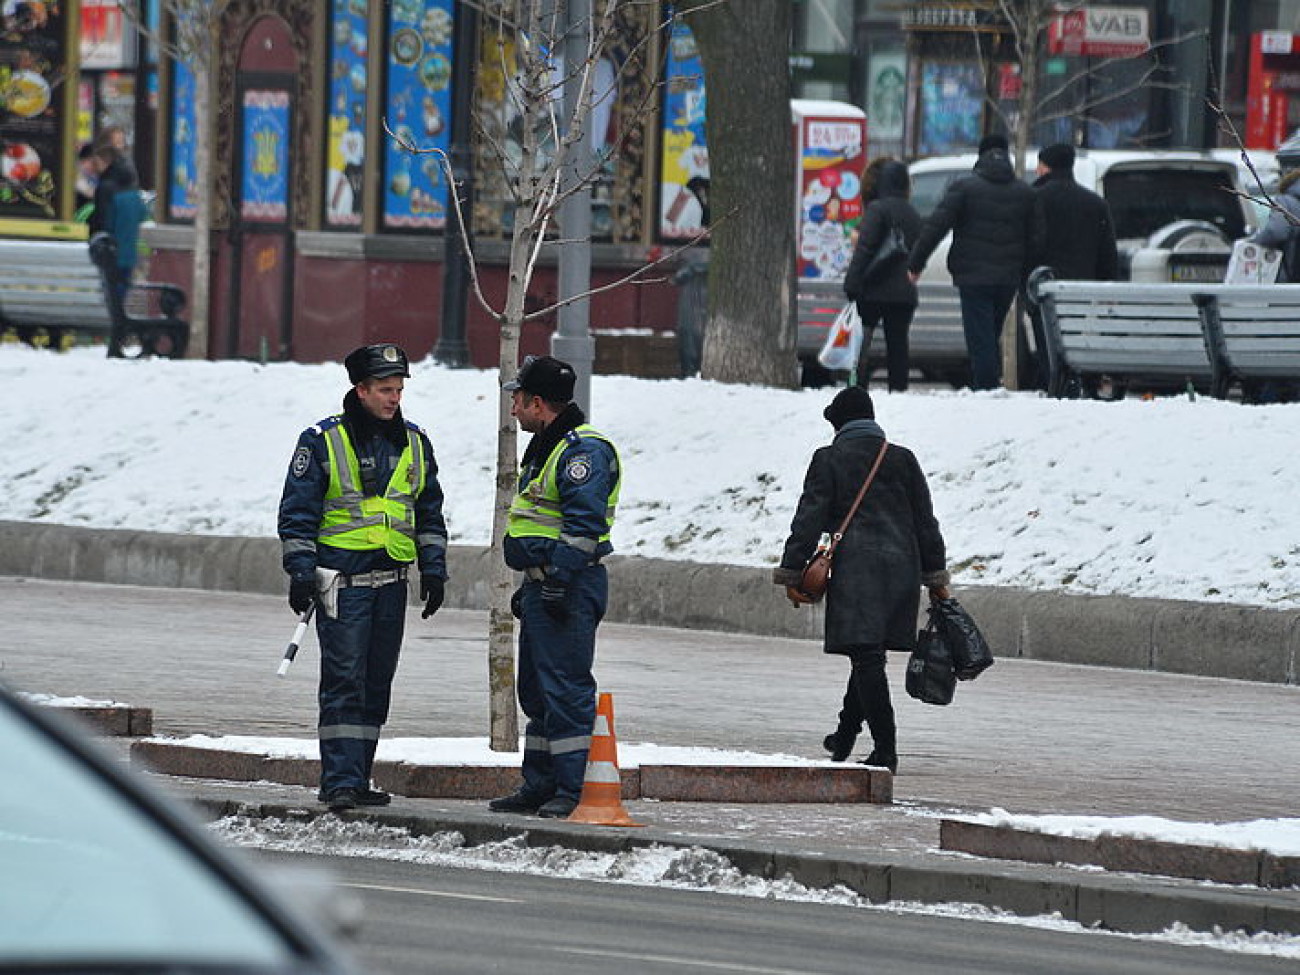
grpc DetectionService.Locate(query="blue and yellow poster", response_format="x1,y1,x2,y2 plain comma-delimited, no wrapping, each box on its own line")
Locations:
326,0,368,227
382,0,454,230
168,59,197,221
659,16,708,240
240,89,290,222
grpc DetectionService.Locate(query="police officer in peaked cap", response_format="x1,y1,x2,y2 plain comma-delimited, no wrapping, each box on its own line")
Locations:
489,355,623,819
277,343,449,811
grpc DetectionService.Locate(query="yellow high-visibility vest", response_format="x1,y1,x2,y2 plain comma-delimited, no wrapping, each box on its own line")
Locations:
507,425,620,542
318,422,425,562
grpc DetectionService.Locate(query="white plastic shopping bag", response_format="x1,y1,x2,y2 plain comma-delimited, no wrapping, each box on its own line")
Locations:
1223,239,1282,285
817,302,862,371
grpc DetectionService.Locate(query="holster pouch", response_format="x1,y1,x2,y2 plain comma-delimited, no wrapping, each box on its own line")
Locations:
314,567,343,619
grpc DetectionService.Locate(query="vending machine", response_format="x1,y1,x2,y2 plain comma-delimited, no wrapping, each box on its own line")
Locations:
791,99,868,283
1247,32,1300,149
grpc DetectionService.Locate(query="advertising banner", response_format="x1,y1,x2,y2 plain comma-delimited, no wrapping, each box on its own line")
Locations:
382,0,454,230
80,0,136,71
326,0,368,228
919,62,983,157
0,0,66,220
795,108,866,282
168,58,196,220
659,15,708,240
240,88,290,223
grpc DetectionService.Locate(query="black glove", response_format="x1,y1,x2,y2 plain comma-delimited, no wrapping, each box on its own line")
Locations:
288,576,316,615
420,576,445,619
540,579,569,622
510,586,524,620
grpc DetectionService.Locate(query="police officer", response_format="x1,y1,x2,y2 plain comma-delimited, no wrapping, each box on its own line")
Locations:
278,343,449,811
488,356,621,819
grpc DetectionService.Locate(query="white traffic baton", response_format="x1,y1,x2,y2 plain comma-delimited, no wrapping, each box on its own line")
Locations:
277,602,315,677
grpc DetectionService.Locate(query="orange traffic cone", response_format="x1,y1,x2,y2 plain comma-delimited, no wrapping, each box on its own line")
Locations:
567,692,643,827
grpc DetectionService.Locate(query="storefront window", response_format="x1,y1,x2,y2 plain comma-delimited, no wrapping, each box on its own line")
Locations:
325,0,368,228
168,59,197,221
381,0,454,231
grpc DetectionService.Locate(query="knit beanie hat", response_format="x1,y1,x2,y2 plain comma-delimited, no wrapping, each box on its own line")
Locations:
823,386,875,429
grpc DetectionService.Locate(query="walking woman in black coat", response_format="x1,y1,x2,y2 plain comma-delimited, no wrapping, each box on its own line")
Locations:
773,387,949,772
843,159,923,391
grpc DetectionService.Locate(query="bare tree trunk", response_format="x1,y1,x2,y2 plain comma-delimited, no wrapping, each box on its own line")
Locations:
189,48,213,360
681,1,798,389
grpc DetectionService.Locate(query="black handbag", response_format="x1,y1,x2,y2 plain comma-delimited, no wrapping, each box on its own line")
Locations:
862,222,908,284
906,615,957,706
931,597,995,681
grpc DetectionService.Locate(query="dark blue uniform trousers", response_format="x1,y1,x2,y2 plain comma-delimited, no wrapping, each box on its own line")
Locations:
315,580,406,795
517,564,607,802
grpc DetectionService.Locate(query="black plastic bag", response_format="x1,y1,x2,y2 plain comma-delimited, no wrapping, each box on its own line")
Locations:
931,597,994,681
905,619,956,706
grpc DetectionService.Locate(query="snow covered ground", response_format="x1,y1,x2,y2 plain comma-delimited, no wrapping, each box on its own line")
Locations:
3,345,1298,607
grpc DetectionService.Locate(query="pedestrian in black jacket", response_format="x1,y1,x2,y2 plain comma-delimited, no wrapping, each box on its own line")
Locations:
843,159,923,391
1028,143,1120,388
908,134,1044,390
773,387,950,773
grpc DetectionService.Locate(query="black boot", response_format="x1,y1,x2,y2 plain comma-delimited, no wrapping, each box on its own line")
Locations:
861,749,898,774
822,730,857,762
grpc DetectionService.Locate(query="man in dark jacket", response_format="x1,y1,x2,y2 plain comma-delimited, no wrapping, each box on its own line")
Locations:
908,134,1044,390
87,145,144,301
1029,143,1120,388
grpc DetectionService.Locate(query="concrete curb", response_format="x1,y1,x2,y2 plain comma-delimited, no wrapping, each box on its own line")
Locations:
55,704,153,737
189,795,1300,937
3,520,1298,684
129,740,893,803
940,819,1300,890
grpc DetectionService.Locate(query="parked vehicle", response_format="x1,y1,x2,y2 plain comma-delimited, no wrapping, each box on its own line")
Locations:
0,682,360,974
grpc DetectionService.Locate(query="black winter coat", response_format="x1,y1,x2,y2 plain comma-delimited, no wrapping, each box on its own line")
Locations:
844,161,922,306
777,421,947,654
1032,170,1119,281
909,148,1044,287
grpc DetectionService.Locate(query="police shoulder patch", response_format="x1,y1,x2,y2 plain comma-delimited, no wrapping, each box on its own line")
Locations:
291,446,312,478
564,453,593,483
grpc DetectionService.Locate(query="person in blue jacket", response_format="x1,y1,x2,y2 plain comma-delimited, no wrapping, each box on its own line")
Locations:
278,343,449,811
489,355,622,819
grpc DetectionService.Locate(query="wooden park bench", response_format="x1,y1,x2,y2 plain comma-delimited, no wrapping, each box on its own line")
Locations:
1031,279,1219,398
0,236,188,359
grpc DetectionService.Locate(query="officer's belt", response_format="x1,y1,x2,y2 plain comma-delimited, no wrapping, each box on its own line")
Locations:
342,567,409,588
524,561,600,582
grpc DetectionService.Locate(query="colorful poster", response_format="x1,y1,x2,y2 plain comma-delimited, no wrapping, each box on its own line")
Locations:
240,89,290,222
168,59,197,220
659,16,708,240
0,0,65,219
382,0,454,230
325,0,367,228
796,114,865,281
919,62,983,157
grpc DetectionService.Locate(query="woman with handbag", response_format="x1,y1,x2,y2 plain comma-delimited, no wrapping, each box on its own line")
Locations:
842,158,922,392
772,386,949,773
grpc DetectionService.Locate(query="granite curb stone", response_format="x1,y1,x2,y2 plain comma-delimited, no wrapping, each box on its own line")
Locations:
129,740,892,803
3,521,1297,685
186,794,1300,937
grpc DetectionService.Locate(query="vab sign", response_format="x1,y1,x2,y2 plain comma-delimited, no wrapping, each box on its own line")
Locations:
1048,6,1150,58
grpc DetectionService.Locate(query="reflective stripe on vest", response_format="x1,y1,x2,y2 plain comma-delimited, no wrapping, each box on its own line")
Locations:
507,425,620,541
318,422,426,562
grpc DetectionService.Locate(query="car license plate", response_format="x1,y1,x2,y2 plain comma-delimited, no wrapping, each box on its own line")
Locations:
1170,263,1226,283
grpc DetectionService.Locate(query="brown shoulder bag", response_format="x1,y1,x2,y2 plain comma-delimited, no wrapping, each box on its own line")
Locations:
796,440,889,602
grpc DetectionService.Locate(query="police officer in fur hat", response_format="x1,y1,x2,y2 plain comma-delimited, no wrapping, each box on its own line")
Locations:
278,343,449,811
488,355,623,819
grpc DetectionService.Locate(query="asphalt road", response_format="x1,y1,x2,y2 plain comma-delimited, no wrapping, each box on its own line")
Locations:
253,849,1298,975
